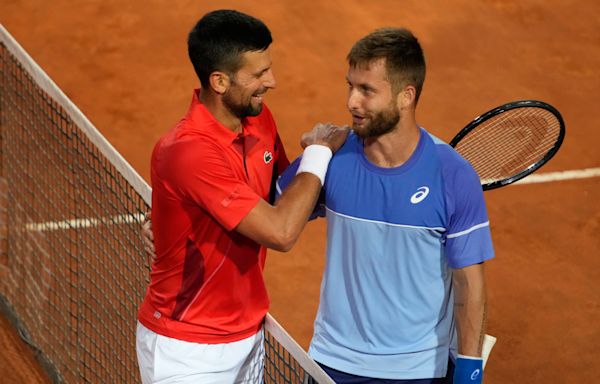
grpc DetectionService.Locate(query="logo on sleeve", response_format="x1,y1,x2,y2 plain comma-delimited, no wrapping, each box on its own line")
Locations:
264,151,273,164
410,186,430,204
471,369,481,380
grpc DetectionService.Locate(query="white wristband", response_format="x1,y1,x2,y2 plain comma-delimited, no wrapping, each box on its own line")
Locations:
457,354,483,360
296,145,333,185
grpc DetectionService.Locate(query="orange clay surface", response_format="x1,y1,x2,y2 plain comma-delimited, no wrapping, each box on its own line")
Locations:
1,1,599,383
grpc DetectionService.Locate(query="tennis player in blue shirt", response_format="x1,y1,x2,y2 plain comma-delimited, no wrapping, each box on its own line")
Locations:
277,27,494,383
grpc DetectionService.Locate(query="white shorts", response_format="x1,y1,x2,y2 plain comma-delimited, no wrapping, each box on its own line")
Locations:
135,322,264,384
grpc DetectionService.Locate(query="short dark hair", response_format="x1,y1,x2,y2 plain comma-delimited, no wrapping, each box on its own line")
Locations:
188,10,272,87
347,28,426,102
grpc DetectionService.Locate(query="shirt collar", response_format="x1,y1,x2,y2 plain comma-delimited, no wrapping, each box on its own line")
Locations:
187,89,259,146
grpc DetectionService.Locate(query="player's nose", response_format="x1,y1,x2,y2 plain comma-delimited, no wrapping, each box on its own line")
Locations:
264,69,276,89
347,89,361,111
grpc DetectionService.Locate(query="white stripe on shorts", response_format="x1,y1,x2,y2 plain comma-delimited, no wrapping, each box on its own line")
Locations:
136,322,264,383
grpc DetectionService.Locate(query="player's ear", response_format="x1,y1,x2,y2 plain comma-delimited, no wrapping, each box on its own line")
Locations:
397,84,416,109
209,71,230,95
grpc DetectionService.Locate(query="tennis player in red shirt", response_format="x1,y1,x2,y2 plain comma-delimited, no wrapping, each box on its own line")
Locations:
135,9,348,383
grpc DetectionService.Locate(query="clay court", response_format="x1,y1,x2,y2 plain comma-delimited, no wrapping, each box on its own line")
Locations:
1,0,599,383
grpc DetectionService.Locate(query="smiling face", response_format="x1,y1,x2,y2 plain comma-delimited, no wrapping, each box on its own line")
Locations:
223,48,276,118
346,58,401,139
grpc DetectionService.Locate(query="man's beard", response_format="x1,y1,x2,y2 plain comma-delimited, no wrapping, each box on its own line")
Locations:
354,104,400,140
223,94,263,118
223,82,264,118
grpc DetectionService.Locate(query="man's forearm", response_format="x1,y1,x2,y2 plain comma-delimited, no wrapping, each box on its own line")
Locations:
236,124,348,252
453,263,487,356
269,172,324,249
235,144,333,251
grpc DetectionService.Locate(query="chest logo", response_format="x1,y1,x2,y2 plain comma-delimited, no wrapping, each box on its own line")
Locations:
410,186,430,204
263,151,273,164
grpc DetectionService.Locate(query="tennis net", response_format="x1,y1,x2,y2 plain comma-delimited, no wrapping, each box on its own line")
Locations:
0,24,333,384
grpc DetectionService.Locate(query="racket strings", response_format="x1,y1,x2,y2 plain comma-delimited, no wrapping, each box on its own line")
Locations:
455,108,561,182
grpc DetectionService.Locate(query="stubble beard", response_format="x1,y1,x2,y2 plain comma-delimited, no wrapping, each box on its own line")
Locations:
223,79,265,118
354,103,401,140
223,92,263,118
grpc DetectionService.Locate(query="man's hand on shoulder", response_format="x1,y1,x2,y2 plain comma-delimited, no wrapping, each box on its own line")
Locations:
301,123,349,153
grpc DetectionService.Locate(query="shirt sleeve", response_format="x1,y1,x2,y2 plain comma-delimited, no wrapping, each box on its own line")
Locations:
444,161,495,269
167,139,261,231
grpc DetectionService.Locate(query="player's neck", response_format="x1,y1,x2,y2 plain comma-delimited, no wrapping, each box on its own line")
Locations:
198,90,243,133
363,119,421,168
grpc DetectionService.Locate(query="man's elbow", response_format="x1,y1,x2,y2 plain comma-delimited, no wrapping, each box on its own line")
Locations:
267,231,297,252
255,223,299,251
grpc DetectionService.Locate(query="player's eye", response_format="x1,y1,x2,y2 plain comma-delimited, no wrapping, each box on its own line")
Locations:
361,86,373,95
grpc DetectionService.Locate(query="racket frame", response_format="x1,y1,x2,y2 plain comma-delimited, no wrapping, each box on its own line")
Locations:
449,100,566,190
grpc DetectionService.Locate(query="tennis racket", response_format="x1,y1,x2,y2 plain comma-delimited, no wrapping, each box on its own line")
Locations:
449,100,565,191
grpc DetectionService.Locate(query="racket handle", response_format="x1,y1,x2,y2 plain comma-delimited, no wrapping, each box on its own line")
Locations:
482,334,497,369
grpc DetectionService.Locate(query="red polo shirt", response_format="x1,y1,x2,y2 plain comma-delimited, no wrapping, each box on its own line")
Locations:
138,90,289,343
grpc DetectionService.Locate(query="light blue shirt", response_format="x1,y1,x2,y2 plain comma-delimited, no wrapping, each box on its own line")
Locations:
277,128,494,379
